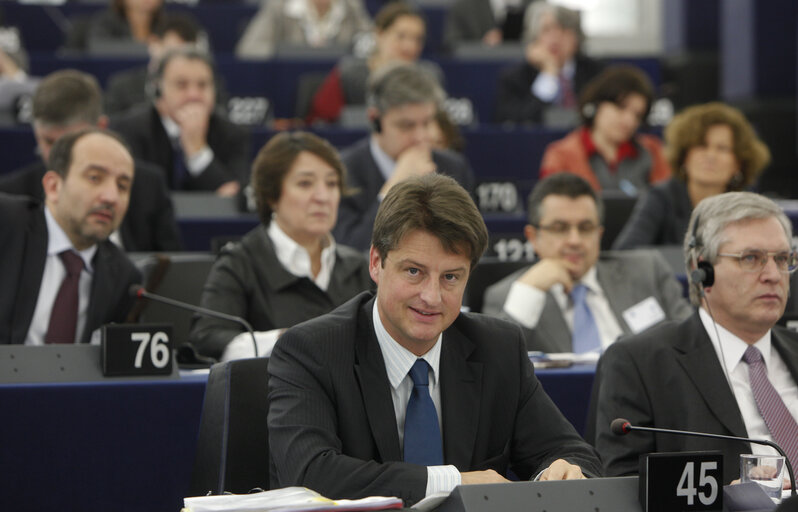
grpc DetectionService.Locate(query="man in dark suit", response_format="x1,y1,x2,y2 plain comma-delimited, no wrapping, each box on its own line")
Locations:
594,192,798,483
269,174,601,505
333,63,475,252
495,3,603,124
483,174,691,353
111,47,248,197
0,128,141,344
0,69,182,252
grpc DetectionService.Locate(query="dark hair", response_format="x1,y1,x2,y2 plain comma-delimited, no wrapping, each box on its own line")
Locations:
111,0,164,27
153,46,216,87
434,109,465,153
372,174,488,269
527,173,604,226
153,11,200,42
579,65,654,127
251,132,347,226
48,127,131,178
374,1,425,32
367,63,445,114
666,102,770,190
33,70,102,125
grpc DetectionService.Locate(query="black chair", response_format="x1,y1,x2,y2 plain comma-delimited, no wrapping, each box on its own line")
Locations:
463,257,531,313
189,357,271,496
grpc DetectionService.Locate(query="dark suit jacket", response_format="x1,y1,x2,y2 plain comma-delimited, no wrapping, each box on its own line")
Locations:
612,178,692,250
333,137,476,251
593,312,798,482
443,0,534,50
268,292,602,505
0,193,142,344
0,159,182,252
495,55,604,124
482,250,693,352
111,104,250,191
190,225,374,359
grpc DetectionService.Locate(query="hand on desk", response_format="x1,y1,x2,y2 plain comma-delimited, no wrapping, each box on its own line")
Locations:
539,459,587,480
461,469,510,485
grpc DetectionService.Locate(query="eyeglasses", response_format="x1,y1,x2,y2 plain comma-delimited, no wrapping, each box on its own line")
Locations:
716,249,798,273
535,221,600,237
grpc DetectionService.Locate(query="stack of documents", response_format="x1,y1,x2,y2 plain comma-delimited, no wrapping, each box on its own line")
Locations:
184,487,402,512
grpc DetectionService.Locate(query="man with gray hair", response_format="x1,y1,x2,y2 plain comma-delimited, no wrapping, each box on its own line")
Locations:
593,192,798,484
333,63,474,251
495,2,603,124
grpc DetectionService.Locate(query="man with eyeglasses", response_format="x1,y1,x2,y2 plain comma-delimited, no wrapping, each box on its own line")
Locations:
593,191,798,483
483,173,691,353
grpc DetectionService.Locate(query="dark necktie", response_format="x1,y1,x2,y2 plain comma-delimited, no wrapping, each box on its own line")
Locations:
571,283,601,353
558,72,576,108
403,359,443,466
45,250,84,344
742,345,798,468
172,140,189,190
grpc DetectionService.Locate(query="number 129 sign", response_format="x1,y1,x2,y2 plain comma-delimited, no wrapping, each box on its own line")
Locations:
640,452,723,511
102,324,173,377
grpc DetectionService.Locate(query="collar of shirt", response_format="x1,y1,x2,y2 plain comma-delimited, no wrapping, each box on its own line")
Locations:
550,265,601,309
267,220,336,291
372,298,442,390
699,307,772,377
579,126,638,170
44,205,96,273
369,135,397,183
160,114,181,140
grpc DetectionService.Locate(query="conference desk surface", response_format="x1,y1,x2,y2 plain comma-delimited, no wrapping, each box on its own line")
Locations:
1,364,595,512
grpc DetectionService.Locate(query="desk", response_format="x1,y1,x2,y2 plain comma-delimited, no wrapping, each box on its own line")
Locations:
0,365,594,511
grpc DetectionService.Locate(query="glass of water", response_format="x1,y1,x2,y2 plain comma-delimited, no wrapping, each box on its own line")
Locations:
740,454,785,500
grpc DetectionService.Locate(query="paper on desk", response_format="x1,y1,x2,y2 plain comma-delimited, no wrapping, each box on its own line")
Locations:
184,487,402,512
541,352,600,364
411,492,449,511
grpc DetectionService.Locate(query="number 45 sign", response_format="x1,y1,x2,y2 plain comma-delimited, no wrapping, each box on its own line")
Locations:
102,324,174,377
640,452,723,511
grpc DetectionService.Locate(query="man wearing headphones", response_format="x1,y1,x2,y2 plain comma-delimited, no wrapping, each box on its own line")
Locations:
333,63,475,252
112,47,248,197
593,192,798,483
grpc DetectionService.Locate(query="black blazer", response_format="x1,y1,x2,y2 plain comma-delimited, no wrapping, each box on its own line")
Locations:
0,193,142,344
593,312,798,482
189,225,374,359
268,292,602,505
0,159,182,252
333,137,476,251
111,104,250,191
612,178,693,250
494,55,604,124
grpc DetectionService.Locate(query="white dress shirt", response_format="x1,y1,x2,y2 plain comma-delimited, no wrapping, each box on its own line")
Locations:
699,308,798,456
372,300,461,497
26,207,97,345
221,222,337,361
503,265,624,352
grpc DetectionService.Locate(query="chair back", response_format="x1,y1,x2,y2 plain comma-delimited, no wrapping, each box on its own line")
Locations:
463,257,531,313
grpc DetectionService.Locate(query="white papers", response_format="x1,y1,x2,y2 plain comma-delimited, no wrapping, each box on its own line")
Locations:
184,487,402,512
411,491,450,511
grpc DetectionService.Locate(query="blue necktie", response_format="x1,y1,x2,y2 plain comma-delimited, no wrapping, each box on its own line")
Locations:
403,359,443,465
571,283,601,353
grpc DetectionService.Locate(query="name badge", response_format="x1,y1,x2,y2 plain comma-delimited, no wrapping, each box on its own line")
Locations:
623,296,666,334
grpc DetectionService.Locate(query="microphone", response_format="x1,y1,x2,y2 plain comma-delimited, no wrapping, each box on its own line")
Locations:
611,418,796,496
130,285,259,358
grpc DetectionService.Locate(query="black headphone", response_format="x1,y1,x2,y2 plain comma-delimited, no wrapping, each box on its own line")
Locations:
372,117,382,133
688,214,715,288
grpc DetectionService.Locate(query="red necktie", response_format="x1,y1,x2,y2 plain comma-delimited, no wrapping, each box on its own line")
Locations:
743,345,798,468
558,72,576,109
45,250,85,344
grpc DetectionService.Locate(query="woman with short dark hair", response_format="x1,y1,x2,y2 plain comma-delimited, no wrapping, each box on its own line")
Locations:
190,132,373,361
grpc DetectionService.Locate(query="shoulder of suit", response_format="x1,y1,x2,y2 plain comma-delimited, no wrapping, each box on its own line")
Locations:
340,137,371,160
453,310,525,344
431,148,468,168
0,191,40,214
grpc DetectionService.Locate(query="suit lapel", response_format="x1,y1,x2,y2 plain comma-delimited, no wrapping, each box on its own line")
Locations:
596,258,633,333
353,298,403,462
539,293,571,352
440,324,482,469
11,209,48,344
773,328,798,384
84,243,116,343
673,314,748,437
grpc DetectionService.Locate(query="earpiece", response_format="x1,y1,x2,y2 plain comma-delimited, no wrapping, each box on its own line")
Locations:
372,117,382,134
688,213,715,292
581,102,596,120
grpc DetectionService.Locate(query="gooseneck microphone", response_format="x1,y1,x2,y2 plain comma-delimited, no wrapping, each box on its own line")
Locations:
611,418,796,496
129,285,259,358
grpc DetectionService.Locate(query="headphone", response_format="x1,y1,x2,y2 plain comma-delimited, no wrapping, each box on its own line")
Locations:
371,117,382,133
688,214,715,289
